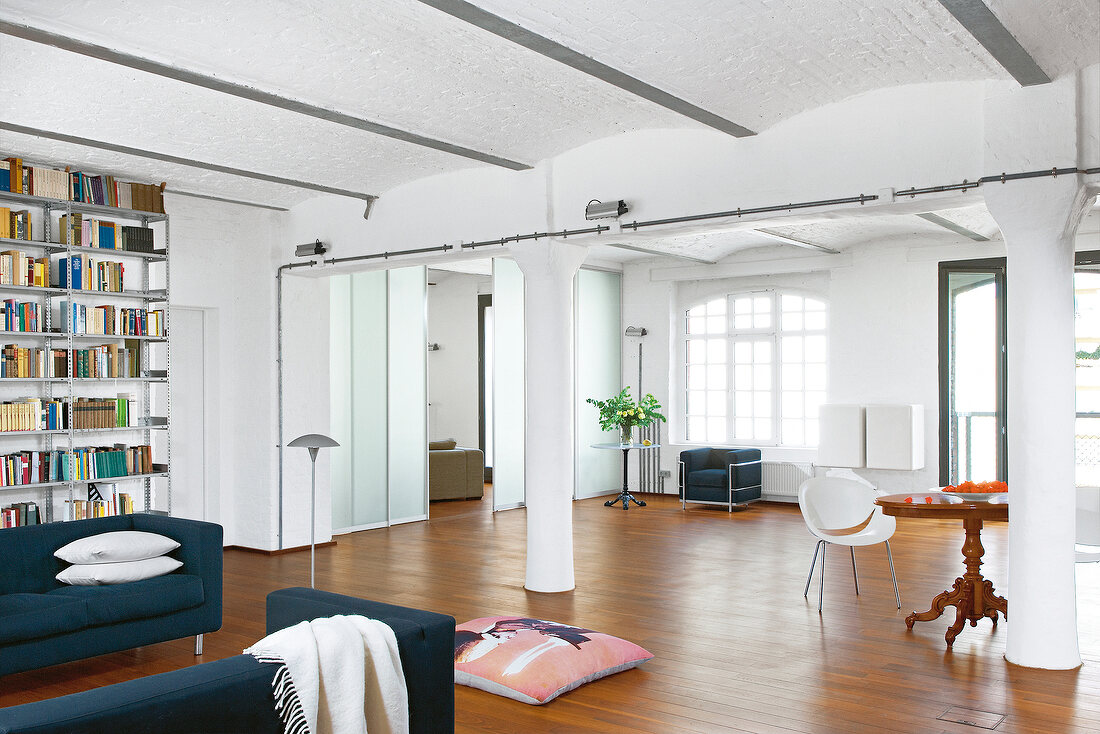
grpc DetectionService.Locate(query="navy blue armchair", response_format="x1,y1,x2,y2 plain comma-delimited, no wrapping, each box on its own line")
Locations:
679,447,762,511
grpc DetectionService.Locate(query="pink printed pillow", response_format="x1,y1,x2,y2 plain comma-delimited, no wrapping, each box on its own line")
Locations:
453,615,653,705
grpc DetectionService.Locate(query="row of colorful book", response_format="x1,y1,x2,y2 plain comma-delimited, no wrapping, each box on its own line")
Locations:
0,395,134,432
59,304,165,337
2,300,40,332
2,157,165,213
66,493,135,521
0,343,144,379
54,254,126,292
59,215,155,252
0,207,32,240
2,501,39,527
0,249,50,288
0,444,156,486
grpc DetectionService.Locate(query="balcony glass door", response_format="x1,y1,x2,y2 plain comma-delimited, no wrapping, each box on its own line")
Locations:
939,261,1006,485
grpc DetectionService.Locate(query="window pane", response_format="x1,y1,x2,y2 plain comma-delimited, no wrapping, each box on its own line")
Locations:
805,312,826,330
805,391,825,417
734,364,751,388
688,416,706,440
735,417,752,438
783,336,802,362
707,417,726,442
734,297,751,314
734,314,752,329
782,294,802,312
782,311,803,331
754,418,771,440
707,316,725,334
708,298,726,315
753,364,771,390
688,340,705,364
734,342,752,363
754,341,772,362
708,364,727,390
689,305,705,318
782,362,803,390
707,339,727,363
806,364,826,391
754,296,771,314
805,335,826,362
754,393,772,418
688,365,706,389
783,419,804,445
805,298,825,311
783,391,803,418
734,391,753,416
688,317,705,334
707,391,726,416
688,391,705,415
753,312,771,329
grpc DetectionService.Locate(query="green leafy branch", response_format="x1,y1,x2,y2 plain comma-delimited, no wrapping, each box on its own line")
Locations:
586,388,667,432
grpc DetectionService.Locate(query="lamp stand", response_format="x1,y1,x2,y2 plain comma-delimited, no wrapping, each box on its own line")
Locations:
308,446,319,588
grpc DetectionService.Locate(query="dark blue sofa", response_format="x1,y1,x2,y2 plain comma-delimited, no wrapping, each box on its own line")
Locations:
0,514,222,677
679,447,762,511
0,587,456,734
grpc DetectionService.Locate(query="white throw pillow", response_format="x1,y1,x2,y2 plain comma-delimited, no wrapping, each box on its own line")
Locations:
56,556,183,586
55,531,180,565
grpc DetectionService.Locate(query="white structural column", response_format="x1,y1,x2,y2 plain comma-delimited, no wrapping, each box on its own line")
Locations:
511,240,589,592
984,177,1092,669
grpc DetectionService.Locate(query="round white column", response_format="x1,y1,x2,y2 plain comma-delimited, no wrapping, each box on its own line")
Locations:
511,240,589,593
984,177,1092,669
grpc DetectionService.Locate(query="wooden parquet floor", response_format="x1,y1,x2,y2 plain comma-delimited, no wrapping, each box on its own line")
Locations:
3,490,1100,733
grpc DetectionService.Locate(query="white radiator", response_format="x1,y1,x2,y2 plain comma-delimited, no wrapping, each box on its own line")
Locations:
762,461,814,502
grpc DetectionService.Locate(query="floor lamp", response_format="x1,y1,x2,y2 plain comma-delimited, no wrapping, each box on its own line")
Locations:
287,433,340,588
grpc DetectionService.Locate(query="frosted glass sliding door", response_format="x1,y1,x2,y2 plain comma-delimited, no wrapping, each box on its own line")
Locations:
493,258,525,510
330,271,389,532
388,266,428,523
575,269,622,499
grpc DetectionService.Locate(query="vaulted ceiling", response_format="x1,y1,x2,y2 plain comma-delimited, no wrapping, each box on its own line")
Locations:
0,0,1097,257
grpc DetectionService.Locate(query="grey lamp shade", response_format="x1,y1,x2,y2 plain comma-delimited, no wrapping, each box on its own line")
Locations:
287,433,340,449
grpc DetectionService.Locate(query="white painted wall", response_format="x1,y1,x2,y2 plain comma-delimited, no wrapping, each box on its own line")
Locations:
165,193,283,548
427,271,487,448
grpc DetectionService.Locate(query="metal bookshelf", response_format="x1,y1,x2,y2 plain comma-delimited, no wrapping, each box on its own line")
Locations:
0,186,170,523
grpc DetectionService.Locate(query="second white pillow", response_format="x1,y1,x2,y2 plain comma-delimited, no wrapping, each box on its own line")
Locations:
57,556,183,586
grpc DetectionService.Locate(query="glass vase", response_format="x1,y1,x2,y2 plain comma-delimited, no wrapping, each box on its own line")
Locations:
620,425,634,445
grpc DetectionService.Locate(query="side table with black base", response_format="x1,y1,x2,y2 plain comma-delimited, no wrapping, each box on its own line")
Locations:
591,442,661,510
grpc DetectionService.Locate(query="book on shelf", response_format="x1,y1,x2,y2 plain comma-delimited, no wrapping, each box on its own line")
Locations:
57,215,155,254
52,253,125,292
65,491,133,521
0,450,66,486
1,501,40,528
57,303,164,337
2,158,22,194
2,300,41,332
0,395,133,432
61,444,155,481
1,209,32,241
0,250,51,288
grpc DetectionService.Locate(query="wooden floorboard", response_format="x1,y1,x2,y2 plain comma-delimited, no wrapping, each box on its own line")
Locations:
3,489,1100,733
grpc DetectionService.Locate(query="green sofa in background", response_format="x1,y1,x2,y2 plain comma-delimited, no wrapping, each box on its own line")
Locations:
428,439,484,501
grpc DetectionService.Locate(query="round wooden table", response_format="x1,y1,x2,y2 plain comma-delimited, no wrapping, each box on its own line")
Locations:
875,492,1008,647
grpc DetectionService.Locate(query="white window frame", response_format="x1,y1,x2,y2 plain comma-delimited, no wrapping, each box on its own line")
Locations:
684,288,827,448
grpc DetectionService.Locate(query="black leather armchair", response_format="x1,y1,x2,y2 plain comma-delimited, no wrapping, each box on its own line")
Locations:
679,447,762,511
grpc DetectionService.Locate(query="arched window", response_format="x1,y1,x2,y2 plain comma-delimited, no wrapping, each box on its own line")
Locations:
685,290,826,446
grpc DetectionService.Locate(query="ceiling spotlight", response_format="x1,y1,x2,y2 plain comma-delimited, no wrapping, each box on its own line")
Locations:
295,239,326,257
585,199,629,220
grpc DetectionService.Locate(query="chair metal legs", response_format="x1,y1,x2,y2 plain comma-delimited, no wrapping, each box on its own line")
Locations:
804,539,824,597
850,547,859,595
886,540,901,609
195,634,204,655
805,540,900,611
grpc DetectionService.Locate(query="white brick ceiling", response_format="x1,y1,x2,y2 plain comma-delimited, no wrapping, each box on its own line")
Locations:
0,0,1096,257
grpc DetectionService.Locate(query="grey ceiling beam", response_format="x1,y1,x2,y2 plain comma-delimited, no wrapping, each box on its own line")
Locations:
916,212,991,241
936,0,1051,86
754,229,841,254
0,19,532,171
416,0,757,138
0,121,378,201
165,189,289,212
605,243,718,264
